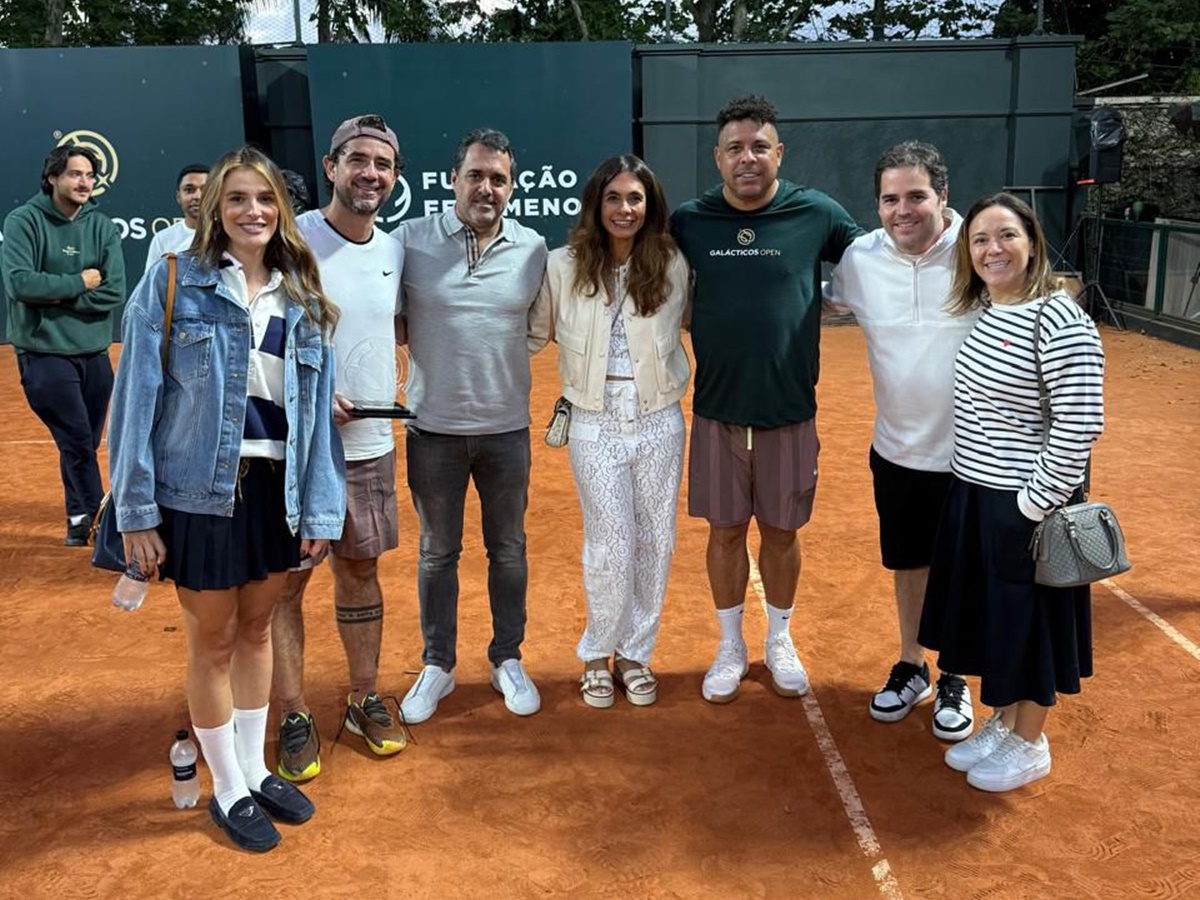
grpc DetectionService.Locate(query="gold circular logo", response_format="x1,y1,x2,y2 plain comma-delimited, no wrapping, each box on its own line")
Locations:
56,129,119,197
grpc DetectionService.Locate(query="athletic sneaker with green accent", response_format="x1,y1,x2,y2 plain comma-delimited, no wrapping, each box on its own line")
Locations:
277,711,321,783
343,691,409,756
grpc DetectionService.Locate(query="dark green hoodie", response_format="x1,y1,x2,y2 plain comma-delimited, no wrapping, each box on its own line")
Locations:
671,180,862,428
2,192,126,355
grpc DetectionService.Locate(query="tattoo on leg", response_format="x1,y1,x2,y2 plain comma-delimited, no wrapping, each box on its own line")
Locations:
336,603,384,625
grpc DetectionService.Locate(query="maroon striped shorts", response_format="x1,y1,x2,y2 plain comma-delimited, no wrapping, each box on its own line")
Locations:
687,414,820,531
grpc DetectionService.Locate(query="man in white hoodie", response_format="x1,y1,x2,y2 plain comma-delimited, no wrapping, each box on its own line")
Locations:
826,141,977,741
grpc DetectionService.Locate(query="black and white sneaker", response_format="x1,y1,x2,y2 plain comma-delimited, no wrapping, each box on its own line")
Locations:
869,661,932,722
932,673,974,741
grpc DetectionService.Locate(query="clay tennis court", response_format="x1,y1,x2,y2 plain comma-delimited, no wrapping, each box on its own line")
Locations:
0,322,1196,900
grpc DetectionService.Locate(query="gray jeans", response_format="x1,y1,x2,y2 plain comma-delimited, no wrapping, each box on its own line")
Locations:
405,426,530,670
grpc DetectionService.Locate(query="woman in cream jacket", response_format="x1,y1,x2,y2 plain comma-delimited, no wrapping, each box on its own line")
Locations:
529,155,690,708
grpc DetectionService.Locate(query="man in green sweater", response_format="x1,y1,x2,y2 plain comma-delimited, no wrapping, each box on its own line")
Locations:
2,145,126,545
671,95,862,704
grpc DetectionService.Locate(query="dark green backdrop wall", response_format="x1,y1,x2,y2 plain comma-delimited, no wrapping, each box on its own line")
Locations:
0,46,246,341
636,38,1081,254
2,38,1081,344
305,42,634,248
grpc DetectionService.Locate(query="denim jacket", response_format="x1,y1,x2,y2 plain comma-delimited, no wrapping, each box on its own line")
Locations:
108,252,345,539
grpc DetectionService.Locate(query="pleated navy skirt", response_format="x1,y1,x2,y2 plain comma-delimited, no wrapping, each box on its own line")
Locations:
157,457,301,592
918,476,1093,708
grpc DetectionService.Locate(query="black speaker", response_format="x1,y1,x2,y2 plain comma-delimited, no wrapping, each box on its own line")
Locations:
1074,107,1126,184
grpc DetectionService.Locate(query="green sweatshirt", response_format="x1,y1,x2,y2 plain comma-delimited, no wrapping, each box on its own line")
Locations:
2,192,126,355
671,180,862,428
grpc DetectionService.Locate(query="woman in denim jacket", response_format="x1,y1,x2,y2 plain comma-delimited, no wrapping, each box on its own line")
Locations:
108,147,345,852
529,155,691,709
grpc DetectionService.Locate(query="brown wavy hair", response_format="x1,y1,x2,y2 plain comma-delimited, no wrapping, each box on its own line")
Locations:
191,146,339,334
947,192,1057,316
567,155,676,317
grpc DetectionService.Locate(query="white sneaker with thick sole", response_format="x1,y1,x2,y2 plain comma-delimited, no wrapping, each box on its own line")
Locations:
966,732,1052,792
944,711,1011,772
764,632,809,697
932,673,974,741
702,639,749,704
400,665,455,725
491,659,541,716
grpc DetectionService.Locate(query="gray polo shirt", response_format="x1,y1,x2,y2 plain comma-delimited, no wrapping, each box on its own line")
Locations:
399,208,548,435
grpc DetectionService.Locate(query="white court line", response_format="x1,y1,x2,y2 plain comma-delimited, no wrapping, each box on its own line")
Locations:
748,554,905,900
1100,578,1200,662
0,439,57,445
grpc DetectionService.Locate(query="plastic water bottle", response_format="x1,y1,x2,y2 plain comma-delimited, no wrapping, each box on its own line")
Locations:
170,729,200,809
112,562,149,612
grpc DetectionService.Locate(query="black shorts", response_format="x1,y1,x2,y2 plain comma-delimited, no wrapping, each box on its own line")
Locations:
869,446,953,570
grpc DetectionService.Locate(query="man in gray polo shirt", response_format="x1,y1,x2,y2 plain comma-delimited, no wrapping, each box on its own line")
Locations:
397,127,548,724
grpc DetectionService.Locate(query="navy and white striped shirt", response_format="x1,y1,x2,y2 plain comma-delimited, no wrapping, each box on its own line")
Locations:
219,256,288,460
951,292,1105,521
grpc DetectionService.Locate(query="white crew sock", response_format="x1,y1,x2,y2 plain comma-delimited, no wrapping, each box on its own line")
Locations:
193,718,250,815
766,603,794,641
232,704,273,792
716,604,745,644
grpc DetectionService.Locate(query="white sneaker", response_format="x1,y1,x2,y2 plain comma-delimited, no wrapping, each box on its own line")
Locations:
400,665,455,725
932,674,975,741
966,732,1052,792
491,659,541,716
944,712,1011,772
702,639,748,704
764,632,809,697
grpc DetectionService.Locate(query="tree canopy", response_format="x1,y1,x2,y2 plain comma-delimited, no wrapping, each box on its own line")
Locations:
0,0,247,47
994,0,1200,94
2,0,1197,100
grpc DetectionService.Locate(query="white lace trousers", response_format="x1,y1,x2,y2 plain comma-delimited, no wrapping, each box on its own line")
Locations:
568,381,685,664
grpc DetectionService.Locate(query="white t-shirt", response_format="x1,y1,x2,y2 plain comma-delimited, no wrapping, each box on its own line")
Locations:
297,210,403,462
144,221,195,274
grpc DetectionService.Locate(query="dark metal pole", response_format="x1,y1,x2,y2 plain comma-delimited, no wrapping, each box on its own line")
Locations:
873,0,885,40
1034,0,1045,35
665,0,672,42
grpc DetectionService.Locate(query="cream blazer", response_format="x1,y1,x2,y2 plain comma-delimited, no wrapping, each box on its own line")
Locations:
528,246,691,413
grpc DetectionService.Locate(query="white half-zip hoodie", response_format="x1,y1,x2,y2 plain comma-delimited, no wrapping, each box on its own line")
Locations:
826,209,978,472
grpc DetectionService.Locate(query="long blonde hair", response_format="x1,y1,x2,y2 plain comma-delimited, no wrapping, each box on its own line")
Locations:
192,146,339,334
947,192,1057,316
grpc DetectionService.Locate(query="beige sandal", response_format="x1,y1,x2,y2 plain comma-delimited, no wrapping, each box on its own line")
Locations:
613,658,657,707
580,668,615,709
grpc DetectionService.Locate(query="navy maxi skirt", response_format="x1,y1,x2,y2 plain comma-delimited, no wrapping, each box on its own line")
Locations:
918,476,1093,708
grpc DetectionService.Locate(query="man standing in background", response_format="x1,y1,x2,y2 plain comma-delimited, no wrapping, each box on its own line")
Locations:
1,145,126,545
144,164,208,274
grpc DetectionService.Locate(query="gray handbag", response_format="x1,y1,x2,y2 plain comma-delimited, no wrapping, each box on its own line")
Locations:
1030,501,1130,587
1028,299,1131,587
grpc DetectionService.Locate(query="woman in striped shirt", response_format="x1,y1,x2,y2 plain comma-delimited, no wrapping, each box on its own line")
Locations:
918,192,1105,793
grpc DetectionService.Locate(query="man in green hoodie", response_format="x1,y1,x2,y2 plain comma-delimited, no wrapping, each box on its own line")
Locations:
671,95,862,704
2,145,126,545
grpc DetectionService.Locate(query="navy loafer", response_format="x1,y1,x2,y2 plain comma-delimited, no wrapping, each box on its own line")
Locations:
209,796,281,852
250,774,315,825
